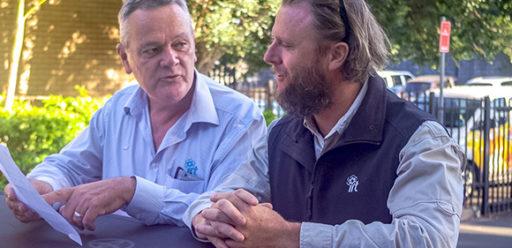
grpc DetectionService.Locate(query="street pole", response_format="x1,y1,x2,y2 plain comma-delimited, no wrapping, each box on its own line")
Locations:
438,16,451,125
439,55,445,124
439,17,446,124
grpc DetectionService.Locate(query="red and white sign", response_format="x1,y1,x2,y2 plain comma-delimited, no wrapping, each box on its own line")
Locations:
439,20,451,53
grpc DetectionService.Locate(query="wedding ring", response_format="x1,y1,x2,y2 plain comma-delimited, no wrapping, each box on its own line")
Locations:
74,211,82,218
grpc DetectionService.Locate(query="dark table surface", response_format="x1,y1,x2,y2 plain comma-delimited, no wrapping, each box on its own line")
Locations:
0,193,213,248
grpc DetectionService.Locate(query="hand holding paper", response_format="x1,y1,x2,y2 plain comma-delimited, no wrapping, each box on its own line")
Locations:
4,178,52,222
0,144,82,246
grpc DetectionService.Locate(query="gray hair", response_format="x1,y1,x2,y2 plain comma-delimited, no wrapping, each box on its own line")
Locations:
281,0,390,83
118,0,193,47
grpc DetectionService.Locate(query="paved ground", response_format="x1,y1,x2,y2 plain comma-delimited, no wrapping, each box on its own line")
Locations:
457,209,512,248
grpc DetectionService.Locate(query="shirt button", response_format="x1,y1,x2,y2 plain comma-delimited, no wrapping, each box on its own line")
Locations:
150,162,157,168
123,146,129,150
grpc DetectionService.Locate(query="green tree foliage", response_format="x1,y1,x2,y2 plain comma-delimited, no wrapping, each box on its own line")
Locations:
0,86,106,189
189,0,280,74
263,109,278,126
367,0,512,68
3,0,511,101
191,0,512,72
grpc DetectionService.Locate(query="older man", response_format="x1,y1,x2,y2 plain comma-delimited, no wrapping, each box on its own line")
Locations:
185,0,465,247
4,0,265,231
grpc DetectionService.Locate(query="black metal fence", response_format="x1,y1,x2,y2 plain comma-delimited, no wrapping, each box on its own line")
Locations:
406,91,512,216
211,65,512,217
209,67,285,117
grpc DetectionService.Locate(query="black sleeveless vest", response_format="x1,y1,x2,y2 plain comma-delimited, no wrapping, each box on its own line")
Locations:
268,76,438,225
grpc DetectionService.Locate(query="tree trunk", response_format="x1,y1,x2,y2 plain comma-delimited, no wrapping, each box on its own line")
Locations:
195,42,224,74
5,0,25,112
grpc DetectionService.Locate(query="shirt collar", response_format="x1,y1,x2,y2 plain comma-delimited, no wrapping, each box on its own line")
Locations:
184,71,219,126
303,79,368,139
123,86,147,118
122,70,219,126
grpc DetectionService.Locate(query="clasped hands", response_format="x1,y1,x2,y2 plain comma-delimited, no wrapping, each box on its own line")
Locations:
192,189,300,248
4,177,135,231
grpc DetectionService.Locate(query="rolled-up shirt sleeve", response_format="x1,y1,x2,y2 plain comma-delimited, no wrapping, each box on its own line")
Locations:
300,120,465,247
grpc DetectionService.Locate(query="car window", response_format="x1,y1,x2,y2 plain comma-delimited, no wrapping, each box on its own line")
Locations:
391,75,402,86
472,97,510,130
443,98,481,127
491,97,508,107
468,82,493,86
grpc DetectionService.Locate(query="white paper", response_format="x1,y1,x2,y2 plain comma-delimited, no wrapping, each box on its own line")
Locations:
0,144,82,246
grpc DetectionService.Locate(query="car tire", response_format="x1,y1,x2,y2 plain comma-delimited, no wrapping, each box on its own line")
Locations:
463,161,480,200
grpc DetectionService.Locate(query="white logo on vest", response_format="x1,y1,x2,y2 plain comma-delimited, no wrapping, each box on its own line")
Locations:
346,175,359,193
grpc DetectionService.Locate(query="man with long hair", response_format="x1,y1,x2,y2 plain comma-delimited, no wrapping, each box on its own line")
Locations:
185,0,464,247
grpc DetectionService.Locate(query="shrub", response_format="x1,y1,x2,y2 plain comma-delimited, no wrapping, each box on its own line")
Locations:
0,86,106,189
263,109,278,126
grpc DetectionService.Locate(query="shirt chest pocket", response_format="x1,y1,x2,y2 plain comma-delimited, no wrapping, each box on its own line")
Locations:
169,177,205,194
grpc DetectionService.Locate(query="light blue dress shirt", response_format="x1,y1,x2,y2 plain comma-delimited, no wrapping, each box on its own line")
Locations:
28,71,267,226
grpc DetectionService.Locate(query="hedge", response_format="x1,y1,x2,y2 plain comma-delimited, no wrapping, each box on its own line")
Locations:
0,86,106,189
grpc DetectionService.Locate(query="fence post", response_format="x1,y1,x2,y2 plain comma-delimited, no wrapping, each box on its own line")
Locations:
428,92,435,115
229,67,237,89
481,96,491,216
265,80,272,112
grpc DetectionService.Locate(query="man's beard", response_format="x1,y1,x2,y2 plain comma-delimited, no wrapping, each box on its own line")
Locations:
275,63,334,118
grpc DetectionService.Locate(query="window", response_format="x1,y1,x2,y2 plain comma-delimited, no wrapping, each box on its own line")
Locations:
391,75,402,86
468,82,493,86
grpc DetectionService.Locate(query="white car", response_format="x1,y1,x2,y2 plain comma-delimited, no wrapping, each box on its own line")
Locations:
465,76,512,87
377,70,415,95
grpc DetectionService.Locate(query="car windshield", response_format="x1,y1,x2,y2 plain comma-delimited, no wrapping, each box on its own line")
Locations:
442,97,481,128
442,97,511,130
467,82,493,86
